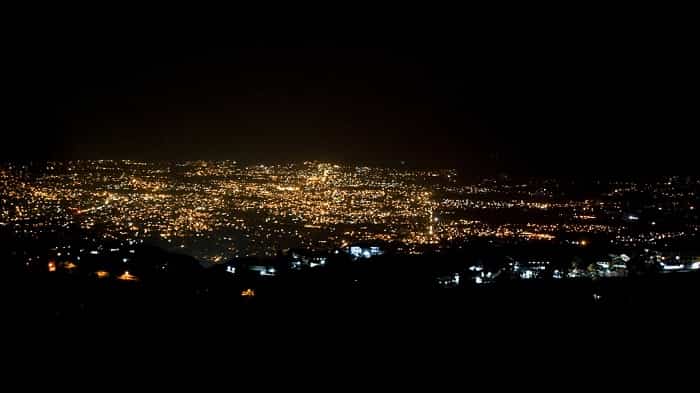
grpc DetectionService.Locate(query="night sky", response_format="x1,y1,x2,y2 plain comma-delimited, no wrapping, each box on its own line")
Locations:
6,9,697,175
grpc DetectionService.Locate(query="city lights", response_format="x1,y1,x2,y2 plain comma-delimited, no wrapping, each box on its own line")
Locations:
1,162,698,262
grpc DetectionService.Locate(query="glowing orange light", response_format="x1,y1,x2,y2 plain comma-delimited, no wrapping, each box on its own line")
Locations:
241,288,255,297
48,260,56,272
95,270,110,279
117,271,138,281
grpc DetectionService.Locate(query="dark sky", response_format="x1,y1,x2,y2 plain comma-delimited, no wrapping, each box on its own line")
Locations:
6,8,697,175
